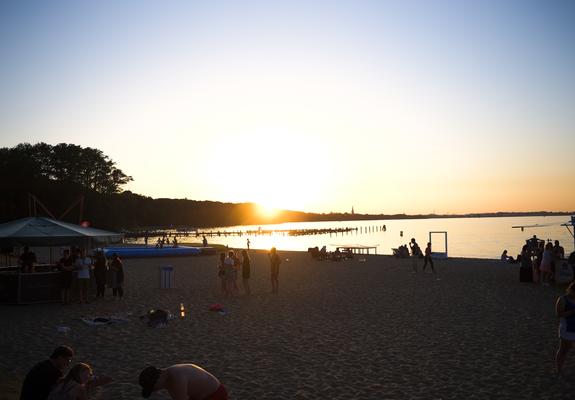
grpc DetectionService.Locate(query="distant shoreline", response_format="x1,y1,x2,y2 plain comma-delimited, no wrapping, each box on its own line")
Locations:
119,211,574,231
314,211,573,222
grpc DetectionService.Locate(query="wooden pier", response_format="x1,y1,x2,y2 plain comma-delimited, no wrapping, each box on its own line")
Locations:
123,226,366,239
122,224,389,240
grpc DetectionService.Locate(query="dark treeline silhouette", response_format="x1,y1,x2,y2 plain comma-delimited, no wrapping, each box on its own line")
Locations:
1,143,572,231
1,142,132,194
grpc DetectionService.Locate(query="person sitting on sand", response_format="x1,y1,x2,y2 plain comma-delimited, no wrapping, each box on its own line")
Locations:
331,248,342,261
139,364,227,400
47,362,112,400
555,281,575,375
319,246,327,260
500,250,515,263
20,346,74,400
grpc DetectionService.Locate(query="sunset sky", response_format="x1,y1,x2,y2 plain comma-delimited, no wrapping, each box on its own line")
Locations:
1,1,574,214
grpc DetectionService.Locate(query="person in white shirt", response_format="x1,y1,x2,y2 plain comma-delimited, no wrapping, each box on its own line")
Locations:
75,248,92,304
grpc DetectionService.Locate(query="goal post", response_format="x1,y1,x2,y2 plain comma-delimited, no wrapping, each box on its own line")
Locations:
429,231,448,258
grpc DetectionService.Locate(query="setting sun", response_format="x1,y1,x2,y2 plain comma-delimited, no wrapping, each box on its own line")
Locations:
255,204,279,219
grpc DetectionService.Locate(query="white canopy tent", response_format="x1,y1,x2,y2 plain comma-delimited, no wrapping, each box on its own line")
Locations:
0,217,123,248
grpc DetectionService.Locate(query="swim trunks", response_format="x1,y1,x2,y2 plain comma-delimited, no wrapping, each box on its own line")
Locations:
203,384,228,400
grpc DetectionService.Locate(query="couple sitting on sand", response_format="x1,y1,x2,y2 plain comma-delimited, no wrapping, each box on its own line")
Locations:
21,346,227,400
20,346,113,400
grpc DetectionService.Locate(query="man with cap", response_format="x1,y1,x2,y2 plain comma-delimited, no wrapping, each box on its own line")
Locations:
139,363,227,400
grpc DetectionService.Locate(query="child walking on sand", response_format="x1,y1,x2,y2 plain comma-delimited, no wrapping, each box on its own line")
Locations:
269,247,281,294
423,242,435,274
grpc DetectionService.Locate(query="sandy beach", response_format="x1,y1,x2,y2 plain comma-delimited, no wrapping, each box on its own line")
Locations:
1,250,574,399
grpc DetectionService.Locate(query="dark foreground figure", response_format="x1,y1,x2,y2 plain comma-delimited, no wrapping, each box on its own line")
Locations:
20,346,74,400
139,364,228,400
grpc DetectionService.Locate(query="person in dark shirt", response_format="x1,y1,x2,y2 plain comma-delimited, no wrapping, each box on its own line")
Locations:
568,251,575,283
553,240,565,260
20,346,74,400
93,251,108,298
57,249,75,304
19,246,37,273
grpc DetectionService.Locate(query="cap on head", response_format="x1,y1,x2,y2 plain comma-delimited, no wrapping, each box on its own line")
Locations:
139,366,161,398
50,345,74,359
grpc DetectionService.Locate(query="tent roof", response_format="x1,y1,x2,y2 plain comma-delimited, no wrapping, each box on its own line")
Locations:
0,217,123,247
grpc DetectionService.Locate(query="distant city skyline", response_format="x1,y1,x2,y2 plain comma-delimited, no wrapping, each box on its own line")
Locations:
1,1,574,214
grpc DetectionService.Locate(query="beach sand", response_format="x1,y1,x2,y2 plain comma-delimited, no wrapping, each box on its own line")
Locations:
1,250,574,399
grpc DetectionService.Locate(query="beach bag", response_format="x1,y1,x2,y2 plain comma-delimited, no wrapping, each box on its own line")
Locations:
146,309,170,327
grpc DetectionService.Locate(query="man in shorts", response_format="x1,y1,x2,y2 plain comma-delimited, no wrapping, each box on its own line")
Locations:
139,363,228,400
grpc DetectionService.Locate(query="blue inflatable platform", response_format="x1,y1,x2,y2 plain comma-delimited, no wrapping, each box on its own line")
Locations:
103,246,203,258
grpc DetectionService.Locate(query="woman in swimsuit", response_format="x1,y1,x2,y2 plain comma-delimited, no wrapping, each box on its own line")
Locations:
556,281,575,375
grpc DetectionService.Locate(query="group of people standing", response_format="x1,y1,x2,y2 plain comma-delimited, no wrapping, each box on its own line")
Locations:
512,237,571,286
408,238,436,274
57,248,125,304
217,247,282,296
218,249,251,296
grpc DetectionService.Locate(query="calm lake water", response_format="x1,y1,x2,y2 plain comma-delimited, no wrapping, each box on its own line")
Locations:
183,215,574,259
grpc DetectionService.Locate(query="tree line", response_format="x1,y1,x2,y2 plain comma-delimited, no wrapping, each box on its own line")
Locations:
0,142,318,229
0,142,132,194
1,143,570,231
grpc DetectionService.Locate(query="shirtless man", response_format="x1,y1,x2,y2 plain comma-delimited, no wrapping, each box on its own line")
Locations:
139,364,227,400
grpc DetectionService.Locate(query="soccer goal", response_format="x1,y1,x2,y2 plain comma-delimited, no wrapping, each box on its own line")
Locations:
429,231,448,258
